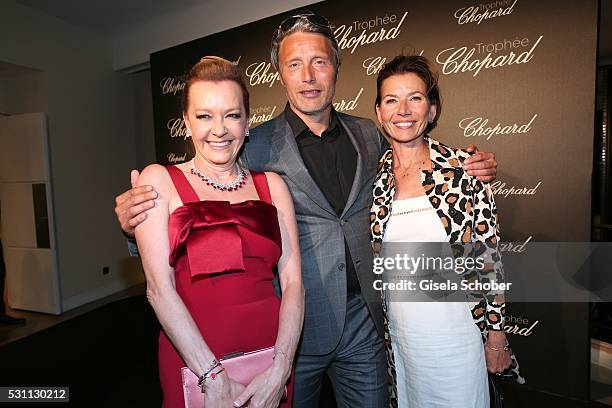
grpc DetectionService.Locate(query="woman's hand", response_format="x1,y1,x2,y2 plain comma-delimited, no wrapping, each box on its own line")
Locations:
204,372,245,407
485,330,512,374
233,358,290,408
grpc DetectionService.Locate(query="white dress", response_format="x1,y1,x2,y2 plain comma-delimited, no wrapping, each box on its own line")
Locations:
382,195,489,408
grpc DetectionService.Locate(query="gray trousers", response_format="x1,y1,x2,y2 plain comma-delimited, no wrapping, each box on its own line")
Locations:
293,294,389,407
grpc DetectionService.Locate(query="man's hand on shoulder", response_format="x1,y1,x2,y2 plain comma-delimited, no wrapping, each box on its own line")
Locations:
462,144,497,182
114,169,158,237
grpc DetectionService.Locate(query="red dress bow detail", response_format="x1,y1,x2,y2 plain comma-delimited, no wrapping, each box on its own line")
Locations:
169,201,246,277
168,200,281,277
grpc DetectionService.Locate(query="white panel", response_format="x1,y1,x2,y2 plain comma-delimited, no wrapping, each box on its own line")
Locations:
0,112,49,183
0,183,36,248
4,246,61,314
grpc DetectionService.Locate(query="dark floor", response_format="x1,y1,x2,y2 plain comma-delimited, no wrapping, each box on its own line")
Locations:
0,295,161,407
0,295,610,407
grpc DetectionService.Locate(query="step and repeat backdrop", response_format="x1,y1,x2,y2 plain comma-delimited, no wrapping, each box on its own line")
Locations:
150,0,598,402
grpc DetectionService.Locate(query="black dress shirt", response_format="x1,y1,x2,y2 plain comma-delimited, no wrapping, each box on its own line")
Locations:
284,104,361,294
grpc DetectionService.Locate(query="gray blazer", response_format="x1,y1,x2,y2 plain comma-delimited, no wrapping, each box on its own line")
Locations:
243,111,386,355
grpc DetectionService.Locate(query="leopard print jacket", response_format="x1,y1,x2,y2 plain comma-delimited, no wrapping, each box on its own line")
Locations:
370,137,525,405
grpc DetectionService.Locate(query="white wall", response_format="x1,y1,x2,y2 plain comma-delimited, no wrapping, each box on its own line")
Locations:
0,1,144,311
112,0,316,71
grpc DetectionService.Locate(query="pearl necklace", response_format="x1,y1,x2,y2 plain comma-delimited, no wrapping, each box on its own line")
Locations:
190,159,247,191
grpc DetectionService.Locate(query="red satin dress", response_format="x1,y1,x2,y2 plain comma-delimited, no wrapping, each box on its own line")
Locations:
158,166,293,407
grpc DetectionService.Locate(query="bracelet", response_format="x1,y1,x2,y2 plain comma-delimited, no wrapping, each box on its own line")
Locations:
198,359,222,393
486,343,509,352
273,349,292,364
199,366,225,394
198,359,221,385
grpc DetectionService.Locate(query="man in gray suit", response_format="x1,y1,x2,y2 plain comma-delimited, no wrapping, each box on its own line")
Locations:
115,12,497,407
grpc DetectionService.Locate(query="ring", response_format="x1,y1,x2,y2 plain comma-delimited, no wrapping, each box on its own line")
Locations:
495,373,502,377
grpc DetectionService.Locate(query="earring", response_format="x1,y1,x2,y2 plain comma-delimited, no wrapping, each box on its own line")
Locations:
245,129,250,137
428,118,434,124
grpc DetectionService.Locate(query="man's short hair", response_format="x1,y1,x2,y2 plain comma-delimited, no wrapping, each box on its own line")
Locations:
270,12,341,71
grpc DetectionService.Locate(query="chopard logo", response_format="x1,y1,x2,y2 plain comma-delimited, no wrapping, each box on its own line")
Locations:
454,0,517,25
459,114,537,140
248,105,277,127
334,12,408,55
159,76,185,96
363,56,387,76
159,56,240,95
491,181,542,198
333,88,363,112
166,118,190,140
499,236,532,253
167,153,187,163
504,314,539,337
362,51,425,76
436,35,543,77
245,62,280,88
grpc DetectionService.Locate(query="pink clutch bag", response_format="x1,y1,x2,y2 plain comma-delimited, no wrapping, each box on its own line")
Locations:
181,346,275,408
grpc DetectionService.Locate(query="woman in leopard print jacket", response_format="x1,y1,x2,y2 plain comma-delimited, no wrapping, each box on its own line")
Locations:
370,55,524,408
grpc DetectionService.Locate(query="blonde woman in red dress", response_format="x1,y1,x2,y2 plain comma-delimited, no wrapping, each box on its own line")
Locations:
135,57,304,407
